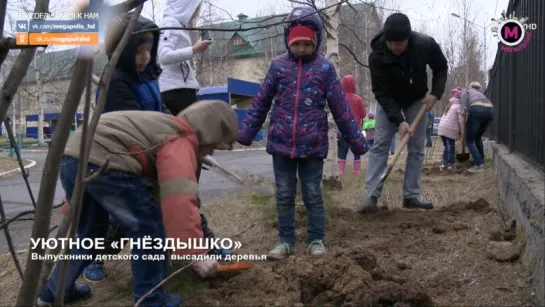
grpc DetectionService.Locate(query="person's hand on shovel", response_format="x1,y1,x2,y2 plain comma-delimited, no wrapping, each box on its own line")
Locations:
398,121,413,139
422,95,438,111
192,259,220,278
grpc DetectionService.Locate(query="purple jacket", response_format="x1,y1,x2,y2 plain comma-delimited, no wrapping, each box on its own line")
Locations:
236,7,368,159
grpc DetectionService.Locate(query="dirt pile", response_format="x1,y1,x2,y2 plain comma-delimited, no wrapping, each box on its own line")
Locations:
192,247,433,307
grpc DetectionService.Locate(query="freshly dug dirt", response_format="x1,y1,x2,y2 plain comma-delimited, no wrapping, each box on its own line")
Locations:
0,160,535,306
183,198,533,306
196,247,434,306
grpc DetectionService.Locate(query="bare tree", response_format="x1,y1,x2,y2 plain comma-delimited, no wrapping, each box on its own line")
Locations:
143,0,164,23
321,0,342,189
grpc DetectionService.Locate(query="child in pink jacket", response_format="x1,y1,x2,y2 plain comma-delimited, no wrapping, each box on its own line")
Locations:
437,87,465,170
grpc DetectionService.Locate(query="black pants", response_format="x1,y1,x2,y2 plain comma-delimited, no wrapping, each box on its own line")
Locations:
161,88,198,116
161,88,216,241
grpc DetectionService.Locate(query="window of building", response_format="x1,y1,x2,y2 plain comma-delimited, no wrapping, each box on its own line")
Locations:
232,34,246,45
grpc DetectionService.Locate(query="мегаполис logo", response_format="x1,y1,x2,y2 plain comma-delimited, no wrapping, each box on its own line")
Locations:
491,10,536,53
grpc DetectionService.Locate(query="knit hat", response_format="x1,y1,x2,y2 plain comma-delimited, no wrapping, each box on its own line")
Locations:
451,87,463,99
367,112,375,119
383,13,412,41
288,25,316,46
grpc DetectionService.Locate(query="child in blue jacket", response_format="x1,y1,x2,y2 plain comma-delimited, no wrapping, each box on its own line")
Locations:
236,7,368,260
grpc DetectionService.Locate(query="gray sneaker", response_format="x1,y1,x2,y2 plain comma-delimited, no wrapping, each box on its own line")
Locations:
308,240,327,255
267,242,292,260
356,195,378,213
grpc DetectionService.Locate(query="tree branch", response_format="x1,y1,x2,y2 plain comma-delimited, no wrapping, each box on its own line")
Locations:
16,54,88,307
132,0,349,35
339,42,368,68
0,194,24,280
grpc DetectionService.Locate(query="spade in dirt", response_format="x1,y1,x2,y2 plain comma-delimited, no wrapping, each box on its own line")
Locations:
456,109,470,162
201,155,275,195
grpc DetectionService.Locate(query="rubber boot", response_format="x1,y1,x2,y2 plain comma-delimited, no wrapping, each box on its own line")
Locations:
352,160,362,176
338,159,347,175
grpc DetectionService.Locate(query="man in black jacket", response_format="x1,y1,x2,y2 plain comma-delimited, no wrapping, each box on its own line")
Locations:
358,13,448,213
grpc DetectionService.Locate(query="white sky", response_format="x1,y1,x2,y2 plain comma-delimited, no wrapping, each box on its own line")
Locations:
4,0,510,70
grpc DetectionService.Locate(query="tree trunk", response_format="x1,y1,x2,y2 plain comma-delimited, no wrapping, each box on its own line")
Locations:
33,57,45,146
322,0,342,190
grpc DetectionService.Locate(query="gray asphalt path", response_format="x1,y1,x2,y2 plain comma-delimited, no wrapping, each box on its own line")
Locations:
0,149,274,253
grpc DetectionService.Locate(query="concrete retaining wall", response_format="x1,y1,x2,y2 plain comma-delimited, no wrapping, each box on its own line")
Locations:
491,143,545,306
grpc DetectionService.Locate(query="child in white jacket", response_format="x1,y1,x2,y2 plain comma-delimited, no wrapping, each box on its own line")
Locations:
157,0,231,259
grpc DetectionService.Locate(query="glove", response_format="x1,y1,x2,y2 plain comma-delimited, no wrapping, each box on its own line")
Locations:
192,259,219,278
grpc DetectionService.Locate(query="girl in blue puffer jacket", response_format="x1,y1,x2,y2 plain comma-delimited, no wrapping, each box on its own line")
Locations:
236,6,368,260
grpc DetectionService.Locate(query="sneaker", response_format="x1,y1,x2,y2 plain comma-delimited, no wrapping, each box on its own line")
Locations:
307,240,327,256
440,165,446,171
267,242,292,260
36,283,92,306
468,164,485,172
357,195,378,213
403,198,434,210
83,261,105,282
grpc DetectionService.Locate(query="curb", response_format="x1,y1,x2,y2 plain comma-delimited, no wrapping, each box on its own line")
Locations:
0,159,37,177
219,148,267,152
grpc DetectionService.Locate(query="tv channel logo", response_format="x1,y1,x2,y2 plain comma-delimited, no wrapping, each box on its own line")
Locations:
491,11,536,53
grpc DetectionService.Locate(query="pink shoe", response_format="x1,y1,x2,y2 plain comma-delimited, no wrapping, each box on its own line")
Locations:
352,160,362,176
338,159,347,175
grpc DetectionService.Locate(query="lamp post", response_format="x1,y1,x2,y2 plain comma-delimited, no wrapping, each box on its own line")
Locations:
450,13,489,85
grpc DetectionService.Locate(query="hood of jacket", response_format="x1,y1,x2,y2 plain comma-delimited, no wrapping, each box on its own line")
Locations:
177,100,239,150
342,75,356,94
106,14,162,80
163,0,201,26
283,6,323,61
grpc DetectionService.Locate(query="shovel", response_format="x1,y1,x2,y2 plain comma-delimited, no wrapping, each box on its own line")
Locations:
358,104,428,212
456,109,470,162
200,155,275,195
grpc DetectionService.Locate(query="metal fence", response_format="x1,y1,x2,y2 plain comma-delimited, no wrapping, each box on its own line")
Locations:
485,0,545,170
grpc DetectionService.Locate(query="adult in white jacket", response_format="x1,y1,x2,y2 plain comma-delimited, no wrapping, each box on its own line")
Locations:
158,0,212,115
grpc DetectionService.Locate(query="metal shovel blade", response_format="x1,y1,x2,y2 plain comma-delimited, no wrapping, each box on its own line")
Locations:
201,155,275,195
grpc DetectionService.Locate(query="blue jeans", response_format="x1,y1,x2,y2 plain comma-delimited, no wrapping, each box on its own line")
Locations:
389,134,396,153
40,156,171,306
272,155,325,246
465,106,494,166
338,137,361,160
426,127,433,147
440,136,455,166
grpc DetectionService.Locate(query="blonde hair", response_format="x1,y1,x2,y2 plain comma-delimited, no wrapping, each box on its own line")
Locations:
470,82,482,90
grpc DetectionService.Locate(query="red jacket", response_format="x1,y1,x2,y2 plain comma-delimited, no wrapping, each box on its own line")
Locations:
342,75,366,124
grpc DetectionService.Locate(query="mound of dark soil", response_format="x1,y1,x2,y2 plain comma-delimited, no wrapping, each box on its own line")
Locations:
189,248,433,307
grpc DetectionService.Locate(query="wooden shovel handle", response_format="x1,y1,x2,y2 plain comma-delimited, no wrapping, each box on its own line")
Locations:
389,103,428,167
